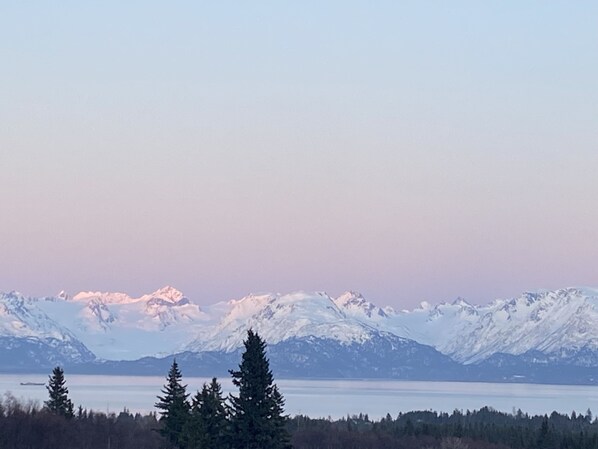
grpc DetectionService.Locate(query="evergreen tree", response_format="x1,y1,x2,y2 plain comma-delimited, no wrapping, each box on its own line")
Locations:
270,385,291,448
155,359,190,448
229,329,291,449
185,377,229,449
44,366,74,418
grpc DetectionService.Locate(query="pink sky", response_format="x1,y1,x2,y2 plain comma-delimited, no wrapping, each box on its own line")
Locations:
1,2,597,307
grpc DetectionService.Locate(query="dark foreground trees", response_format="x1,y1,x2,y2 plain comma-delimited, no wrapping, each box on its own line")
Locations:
155,330,290,449
185,378,228,449
6,388,598,449
45,366,74,418
229,329,291,449
286,408,598,449
0,396,164,449
155,359,190,448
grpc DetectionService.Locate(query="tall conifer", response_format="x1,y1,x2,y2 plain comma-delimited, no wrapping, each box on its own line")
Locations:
229,330,290,449
185,377,229,449
45,366,74,418
155,359,190,448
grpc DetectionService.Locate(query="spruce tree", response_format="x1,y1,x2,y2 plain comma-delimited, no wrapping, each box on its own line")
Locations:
155,359,190,448
44,366,75,418
229,330,290,449
185,377,229,449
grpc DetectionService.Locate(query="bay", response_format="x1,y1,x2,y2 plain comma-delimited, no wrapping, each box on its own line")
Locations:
2,374,598,419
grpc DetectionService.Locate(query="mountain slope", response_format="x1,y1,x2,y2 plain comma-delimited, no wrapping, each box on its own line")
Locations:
186,291,388,353
4,286,598,380
385,288,598,364
0,291,95,369
34,286,210,360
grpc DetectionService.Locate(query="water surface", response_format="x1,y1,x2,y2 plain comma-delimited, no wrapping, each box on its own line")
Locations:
2,374,596,419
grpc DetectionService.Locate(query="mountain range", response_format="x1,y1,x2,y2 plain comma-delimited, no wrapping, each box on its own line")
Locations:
2,286,598,384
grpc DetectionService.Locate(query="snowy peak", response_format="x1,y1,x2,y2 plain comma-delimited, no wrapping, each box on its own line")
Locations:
57,290,69,300
225,293,279,319
71,286,193,308
451,297,473,308
0,291,90,348
140,286,188,306
72,290,136,304
417,301,433,311
5,285,598,368
187,291,381,353
334,291,389,319
230,291,340,323
396,287,598,363
220,291,342,326
401,296,480,326
25,286,208,360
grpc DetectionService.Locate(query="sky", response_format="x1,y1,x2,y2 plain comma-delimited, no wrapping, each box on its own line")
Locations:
1,1,597,307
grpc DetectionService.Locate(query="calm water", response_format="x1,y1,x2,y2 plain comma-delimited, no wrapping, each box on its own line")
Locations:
2,374,598,419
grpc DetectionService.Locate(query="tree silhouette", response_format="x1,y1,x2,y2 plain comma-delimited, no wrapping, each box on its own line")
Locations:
185,377,229,449
155,359,190,448
45,366,74,418
229,330,290,449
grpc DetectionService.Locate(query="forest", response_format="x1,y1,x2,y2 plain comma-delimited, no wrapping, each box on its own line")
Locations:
2,331,598,449
4,396,598,449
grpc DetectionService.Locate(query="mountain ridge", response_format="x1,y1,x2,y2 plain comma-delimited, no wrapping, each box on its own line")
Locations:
2,286,598,383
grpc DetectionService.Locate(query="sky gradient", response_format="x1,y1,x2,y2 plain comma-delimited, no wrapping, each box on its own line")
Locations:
1,1,597,307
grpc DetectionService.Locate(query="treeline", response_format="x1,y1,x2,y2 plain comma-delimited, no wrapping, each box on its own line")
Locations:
287,407,598,449
3,399,598,449
3,395,598,449
0,394,163,449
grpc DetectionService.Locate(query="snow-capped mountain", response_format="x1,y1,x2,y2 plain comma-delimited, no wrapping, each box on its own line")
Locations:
187,291,385,353
3,285,598,381
172,286,598,370
179,291,463,379
386,287,598,364
0,291,95,368
334,291,392,320
35,286,210,360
